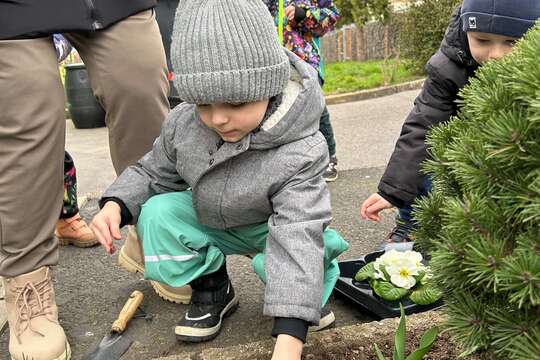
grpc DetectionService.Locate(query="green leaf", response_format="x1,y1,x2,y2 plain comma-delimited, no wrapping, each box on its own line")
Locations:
405,326,439,360
374,344,387,360
416,270,426,283
380,264,392,281
372,279,410,301
409,283,443,305
393,304,406,360
355,261,376,282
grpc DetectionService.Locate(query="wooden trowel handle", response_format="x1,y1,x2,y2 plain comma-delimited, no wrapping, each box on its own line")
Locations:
111,290,144,333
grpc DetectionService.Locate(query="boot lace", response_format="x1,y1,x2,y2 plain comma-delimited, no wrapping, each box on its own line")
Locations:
13,271,58,344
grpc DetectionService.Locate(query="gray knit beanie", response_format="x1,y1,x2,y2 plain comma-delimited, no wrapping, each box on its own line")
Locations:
171,0,290,104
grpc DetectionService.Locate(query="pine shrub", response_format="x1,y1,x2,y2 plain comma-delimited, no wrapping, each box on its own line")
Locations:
413,23,540,359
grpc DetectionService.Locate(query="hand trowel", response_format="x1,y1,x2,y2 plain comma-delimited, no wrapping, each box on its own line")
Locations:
85,290,144,360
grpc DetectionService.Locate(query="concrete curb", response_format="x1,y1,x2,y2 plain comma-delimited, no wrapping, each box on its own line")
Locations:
325,78,424,105
152,310,479,360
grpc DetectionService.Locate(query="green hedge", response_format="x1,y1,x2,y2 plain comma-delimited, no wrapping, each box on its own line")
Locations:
396,0,461,74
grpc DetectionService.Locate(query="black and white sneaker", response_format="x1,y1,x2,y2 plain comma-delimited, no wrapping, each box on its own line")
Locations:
175,280,238,342
309,304,336,332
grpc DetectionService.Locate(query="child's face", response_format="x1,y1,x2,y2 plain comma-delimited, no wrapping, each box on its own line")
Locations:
197,99,270,142
467,31,519,65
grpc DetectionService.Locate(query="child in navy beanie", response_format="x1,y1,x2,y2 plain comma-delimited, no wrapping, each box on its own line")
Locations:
360,0,540,248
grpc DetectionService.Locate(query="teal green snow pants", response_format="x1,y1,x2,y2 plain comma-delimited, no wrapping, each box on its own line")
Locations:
137,192,349,306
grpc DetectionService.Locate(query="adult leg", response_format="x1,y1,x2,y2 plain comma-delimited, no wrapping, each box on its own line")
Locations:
65,9,169,175
0,38,64,277
0,37,70,360
65,9,184,300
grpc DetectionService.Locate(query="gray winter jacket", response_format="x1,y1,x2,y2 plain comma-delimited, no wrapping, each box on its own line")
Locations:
102,50,330,324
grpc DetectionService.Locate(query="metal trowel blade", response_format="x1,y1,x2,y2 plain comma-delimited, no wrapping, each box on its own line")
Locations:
84,331,133,360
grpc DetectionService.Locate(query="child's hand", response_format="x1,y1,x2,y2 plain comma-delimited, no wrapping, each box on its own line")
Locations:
360,193,393,222
272,334,303,360
90,201,123,254
285,5,296,21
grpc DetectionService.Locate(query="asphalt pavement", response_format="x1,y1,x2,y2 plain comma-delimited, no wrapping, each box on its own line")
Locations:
0,89,419,360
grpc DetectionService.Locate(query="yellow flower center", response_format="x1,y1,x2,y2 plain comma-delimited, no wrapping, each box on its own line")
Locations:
399,268,410,277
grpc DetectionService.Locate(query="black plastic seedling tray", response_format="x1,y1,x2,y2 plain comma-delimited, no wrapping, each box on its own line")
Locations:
334,250,443,319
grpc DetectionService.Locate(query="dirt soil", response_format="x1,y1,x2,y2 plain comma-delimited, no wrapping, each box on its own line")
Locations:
300,327,464,360
159,310,485,360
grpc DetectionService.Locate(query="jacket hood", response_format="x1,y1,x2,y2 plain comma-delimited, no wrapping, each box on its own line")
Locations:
441,6,479,70
248,49,325,150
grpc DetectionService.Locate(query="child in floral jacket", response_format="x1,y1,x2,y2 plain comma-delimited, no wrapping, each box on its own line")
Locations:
53,34,98,248
264,0,341,181
264,0,339,76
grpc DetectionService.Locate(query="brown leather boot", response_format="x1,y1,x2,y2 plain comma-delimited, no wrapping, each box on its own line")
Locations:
119,226,192,304
4,267,71,360
55,213,99,248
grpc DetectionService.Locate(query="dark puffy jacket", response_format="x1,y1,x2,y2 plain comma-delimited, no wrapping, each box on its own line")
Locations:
378,6,479,208
0,0,156,40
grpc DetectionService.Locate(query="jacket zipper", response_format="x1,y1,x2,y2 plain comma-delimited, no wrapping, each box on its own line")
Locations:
84,0,103,30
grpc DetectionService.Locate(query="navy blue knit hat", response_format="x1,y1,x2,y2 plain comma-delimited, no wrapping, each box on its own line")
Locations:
461,0,540,38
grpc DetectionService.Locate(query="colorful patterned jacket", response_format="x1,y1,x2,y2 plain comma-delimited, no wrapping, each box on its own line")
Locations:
263,0,339,80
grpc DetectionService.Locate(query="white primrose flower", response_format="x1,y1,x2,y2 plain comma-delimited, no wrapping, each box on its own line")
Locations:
386,258,421,289
403,250,424,267
373,249,402,279
373,250,427,285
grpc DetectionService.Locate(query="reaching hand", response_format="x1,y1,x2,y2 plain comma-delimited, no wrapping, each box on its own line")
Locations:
272,334,303,360
360,193,393,222
90,201,123,254
284,5,295,21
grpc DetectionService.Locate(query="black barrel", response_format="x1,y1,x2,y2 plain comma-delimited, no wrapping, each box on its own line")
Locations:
155,0,183,108
64,63,106,129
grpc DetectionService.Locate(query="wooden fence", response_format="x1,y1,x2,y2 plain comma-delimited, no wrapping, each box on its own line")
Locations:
320,22,398,63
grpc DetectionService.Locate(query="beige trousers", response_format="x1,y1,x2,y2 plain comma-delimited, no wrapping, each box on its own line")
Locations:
0,9,169,277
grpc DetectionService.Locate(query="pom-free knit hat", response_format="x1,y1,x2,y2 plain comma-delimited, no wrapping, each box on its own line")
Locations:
171,0,290,104
461,0,540,38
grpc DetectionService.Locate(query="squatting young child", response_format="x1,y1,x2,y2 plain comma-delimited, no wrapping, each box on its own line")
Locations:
360,0,540,241
91,0,348,358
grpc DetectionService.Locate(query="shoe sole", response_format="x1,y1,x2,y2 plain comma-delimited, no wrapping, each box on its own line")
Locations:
151,281,191,304
58,237,99,248
324,174,338,182
309,311,336,332
175,295,239,342
118,246,145,274
118,246,191,304
12,341,71,360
